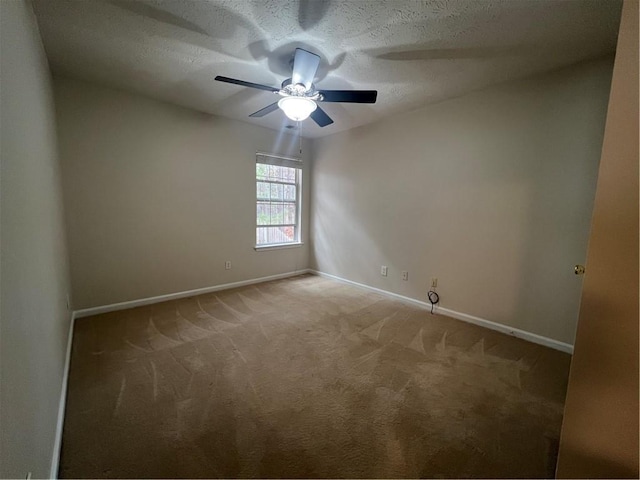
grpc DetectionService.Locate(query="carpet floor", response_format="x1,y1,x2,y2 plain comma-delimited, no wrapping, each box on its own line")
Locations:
60,274,571,478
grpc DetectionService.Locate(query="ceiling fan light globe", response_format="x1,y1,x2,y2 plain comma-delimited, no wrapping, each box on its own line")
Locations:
278,97,317,122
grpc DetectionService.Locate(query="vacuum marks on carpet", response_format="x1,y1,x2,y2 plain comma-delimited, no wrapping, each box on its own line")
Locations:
60,274,570,478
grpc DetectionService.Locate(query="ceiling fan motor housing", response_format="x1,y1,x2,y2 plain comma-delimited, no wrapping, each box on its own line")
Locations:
281,78,316,95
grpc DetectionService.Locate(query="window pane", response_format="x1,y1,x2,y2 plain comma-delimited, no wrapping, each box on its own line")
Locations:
270,203,285,224
257,202,296,226
284,204,296,224
256,163,269,180
257,164,296,184
283,167,295,183
257,202,270,225
257,182,270,200
269,165,280,181
256,226,295,245
270,183,284,201
284,184,296,201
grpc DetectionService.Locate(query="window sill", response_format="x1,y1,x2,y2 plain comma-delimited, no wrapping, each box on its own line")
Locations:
254,242,304,251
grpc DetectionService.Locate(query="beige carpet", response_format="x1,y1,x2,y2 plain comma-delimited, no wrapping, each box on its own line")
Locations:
60,274,570,478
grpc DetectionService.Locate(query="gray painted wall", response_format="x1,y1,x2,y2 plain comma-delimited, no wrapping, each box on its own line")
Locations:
310,58,613,345
0,1,72,477
54,78,310,310
0,13,615,475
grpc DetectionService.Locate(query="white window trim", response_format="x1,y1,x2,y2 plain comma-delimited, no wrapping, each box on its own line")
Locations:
255,152,303,248
254,242,304,251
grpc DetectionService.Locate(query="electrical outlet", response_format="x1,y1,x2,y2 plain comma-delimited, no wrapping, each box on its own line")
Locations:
401,271,409,281
381,265,388,277
431,277,438,288
225,261,231,270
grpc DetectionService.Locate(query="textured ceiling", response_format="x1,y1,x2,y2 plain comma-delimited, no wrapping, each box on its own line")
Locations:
33,0,622,138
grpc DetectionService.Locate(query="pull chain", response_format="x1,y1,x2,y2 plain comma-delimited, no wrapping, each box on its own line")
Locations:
298,120,302,155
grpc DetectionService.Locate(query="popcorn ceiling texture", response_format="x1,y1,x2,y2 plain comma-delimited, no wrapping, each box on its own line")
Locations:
33,0,621,137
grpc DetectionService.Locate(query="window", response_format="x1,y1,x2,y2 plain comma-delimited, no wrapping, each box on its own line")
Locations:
256,153,302,247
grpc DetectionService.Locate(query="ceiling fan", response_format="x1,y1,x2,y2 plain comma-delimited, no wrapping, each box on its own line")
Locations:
215,48,377,127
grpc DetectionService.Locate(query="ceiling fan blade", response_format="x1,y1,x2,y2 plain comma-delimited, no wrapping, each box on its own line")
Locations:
214,76,279,93
249,102,280,118
310,106,334,127
319,90,378,103
291,48,320,90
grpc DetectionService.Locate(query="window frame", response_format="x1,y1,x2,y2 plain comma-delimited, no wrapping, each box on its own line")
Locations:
255,152,303,249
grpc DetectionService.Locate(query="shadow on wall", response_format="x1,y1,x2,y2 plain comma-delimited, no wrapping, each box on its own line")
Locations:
311,169,385,279
311,105,537,312
309,58,612,344
510,61,612,344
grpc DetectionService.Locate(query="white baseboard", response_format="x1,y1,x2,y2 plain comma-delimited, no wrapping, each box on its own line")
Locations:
73,269,311,319
50,311,75,479
310,270,574,354
51,267,570,477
